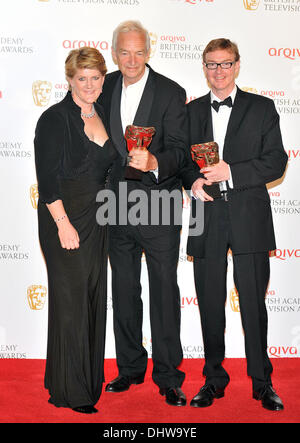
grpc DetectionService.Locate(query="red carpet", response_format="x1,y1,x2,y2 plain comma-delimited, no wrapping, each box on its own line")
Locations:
0,358,299,424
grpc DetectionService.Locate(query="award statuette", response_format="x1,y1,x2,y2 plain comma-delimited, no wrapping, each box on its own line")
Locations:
191,141,219,169
124,125,156,180
190,141,221,199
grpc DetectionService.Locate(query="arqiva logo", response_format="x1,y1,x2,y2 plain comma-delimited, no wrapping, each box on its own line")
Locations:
268,346,298,357
286,149,300,160
62,40,109,50
271,249,300,260
269,47,300,60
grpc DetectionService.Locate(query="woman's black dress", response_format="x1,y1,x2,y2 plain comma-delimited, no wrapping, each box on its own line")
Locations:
34,92,117,408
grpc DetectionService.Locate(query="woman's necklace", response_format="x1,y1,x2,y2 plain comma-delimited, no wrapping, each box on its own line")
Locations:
81,104,95,119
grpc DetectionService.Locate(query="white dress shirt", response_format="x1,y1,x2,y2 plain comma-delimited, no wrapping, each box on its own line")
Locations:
120,66,149,134
120,66,158,178
211,85,237,190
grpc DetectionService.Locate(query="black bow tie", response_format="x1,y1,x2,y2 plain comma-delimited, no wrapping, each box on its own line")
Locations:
211,96,233,112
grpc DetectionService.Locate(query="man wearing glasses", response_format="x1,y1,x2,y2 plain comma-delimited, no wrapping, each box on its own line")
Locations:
181,39,287,411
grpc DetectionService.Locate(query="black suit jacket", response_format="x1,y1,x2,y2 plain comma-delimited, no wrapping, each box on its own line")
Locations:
98,65,189,234
181,87,288,256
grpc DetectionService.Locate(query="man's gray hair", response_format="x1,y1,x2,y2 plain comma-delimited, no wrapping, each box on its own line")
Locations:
112,20,150,52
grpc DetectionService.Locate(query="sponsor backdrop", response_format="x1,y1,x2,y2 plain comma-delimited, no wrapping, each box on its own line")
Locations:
1,0,299,363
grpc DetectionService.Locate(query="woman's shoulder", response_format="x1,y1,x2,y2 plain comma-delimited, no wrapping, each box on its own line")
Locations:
35,97,68,130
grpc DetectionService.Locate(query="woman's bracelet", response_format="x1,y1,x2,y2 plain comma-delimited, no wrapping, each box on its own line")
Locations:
54,214,68,223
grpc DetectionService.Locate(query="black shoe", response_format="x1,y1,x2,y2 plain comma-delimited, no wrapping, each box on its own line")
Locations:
253,385,284,411
72,405,98,414
190,384,225,408
159,387,186,406
105,374,144,393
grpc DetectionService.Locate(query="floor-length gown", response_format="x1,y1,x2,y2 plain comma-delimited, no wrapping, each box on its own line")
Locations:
35,93,117,408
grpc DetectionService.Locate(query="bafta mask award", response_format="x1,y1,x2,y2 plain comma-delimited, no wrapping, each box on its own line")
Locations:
191,141,221,199
191,141,219,169
124,125,156,180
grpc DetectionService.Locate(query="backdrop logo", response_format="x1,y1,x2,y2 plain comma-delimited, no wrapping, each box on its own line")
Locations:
230,288,240,312
181,296,198,308
30,184,39,209
0,244,29,260
62,40,109,51
242,87,258,94
32,80,52,106
268,346,298,357
27,285,47,310
269,47,300,60
287,149,300,160
149,32,157,58
0,37,34,54
242,86,285,98
0,141,31,159
271,249,300,260
169,0,214,4
243,0,260,10
182,345,205,359
0,344,26,359
185,0,214,3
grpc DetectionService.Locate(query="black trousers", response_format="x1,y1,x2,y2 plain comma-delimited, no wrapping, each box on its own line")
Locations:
193,200,273,391
108,225,185,389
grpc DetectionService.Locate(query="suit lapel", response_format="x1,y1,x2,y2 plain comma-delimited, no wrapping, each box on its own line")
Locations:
110,73,127,158
223,87,249,160
133,67,155,127
202,92,214,141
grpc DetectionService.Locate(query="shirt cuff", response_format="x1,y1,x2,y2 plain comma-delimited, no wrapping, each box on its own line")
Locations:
151,167,159,180
227,166,234,188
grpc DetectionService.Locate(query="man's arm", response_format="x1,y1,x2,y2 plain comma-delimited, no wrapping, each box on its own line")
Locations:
230,99,288,189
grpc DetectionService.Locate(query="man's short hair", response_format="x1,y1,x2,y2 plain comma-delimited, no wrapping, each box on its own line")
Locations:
202,38,240,62
112,20,150,52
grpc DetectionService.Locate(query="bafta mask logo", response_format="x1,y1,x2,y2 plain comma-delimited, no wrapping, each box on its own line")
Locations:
230,288,240,313
30,184,39,209
243,0,260,10
241,87,258,94
27,285,47,310
149,32,158,58
32,80,52,106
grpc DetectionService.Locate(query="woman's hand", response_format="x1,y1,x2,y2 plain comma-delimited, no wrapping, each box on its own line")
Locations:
192,177,214,202
57,219,80,250
46,200,80,250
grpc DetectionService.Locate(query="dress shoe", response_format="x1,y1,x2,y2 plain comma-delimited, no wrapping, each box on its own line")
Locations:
72,405,98,414
253,385,284,411
159,387,186,406
105,374,144,393
190,384,225,408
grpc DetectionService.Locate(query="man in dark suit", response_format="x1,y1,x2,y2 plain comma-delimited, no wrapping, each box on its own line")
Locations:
181,38,287,411
98,20,188,406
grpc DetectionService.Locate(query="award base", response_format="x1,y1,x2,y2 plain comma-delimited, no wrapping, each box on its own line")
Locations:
203,183,221,199
124,165,143,180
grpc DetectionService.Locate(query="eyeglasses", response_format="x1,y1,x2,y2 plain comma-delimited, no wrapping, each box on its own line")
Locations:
204,61,236,70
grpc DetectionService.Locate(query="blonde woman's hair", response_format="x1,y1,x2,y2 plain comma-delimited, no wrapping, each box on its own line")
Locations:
65,46,107,90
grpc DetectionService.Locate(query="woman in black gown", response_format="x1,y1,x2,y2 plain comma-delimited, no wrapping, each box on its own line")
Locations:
34,47,117,414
